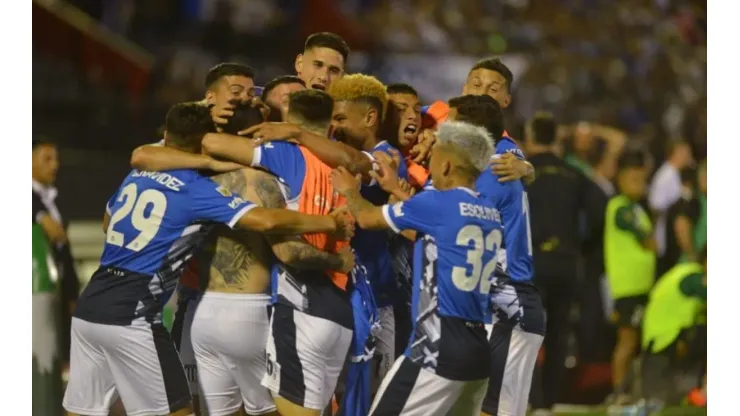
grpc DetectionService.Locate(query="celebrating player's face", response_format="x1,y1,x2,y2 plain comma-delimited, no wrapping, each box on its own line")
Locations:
331,101,370,149
206,75,256,108
265,82,306,122
462,69,511,109
296,47,345,91
388,93,422,149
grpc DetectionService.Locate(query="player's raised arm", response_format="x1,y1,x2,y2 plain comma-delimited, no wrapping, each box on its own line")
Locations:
130,143,243,173
330,167,389,230
236,206,354,236
201,132,258,166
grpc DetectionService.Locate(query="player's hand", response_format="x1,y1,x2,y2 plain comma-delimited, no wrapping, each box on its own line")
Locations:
249,97,271,121
240,122,301,143
331,206,356,241
369,153,401,194
207,158,244,173
491,153,527,182
410,129,435,164
388,178,415,204
330,166,362,195
372,149,401,172
337,246,356,273
399,178,416,197
210,103,235,126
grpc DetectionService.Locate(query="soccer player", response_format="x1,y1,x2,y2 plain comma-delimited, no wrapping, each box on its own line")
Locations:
295,32,350,91
130,100,356,416
130,62,257,414
201,90,357,416
449,95,544,416
605,151,656,404
330,120,500,415
62,102,350,416
261,75,306,121
245,75,411,399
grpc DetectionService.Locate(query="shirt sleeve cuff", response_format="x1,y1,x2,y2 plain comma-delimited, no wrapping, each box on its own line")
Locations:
251,146,263,168
381,204,401,234
362,151,379,186
227,204,257,228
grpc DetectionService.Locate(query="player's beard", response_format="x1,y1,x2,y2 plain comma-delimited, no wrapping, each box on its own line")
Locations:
333,126,364,150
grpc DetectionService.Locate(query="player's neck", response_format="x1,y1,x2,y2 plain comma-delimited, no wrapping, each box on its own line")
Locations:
435,174,476,191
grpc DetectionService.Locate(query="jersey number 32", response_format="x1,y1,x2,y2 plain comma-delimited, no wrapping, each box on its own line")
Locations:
106,183,168,252
452,225,502,294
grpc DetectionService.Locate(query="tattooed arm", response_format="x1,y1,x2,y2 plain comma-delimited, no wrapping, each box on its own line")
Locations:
254,171,352,272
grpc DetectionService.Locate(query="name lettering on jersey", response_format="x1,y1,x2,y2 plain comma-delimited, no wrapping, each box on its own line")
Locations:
392,202,404,218
459,202,501,223
229,196,246,209
131,170,185,191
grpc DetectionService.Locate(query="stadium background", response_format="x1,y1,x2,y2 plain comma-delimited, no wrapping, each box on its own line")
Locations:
32,0,707,414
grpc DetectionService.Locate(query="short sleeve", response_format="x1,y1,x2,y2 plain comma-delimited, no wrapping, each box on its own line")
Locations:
381,191,442,235
187,177,257,228
32,192,46,224
251,141,306,201
496,138,526,160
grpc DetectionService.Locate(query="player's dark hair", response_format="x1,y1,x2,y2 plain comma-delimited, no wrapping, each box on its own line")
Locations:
287,90,334,134
221,99,265,136
386,83,419,97
165,102,214,151
528,112,557,145
261,75,306,102
204,63,255,89
469,58,514,92
448,94,504,143
304,32,350,63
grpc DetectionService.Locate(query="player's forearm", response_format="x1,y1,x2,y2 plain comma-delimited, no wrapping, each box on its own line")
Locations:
297,130,374,175
522,161,535,185
242,208,336,235
343,189,388,230
202,133,254,166
269,238,344,271
131,145,211,171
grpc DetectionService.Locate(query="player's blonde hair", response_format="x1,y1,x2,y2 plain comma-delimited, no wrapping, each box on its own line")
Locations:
328,74,388,120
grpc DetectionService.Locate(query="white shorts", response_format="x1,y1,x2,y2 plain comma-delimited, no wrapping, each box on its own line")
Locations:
63,318,190,416
191,292,275,416
172,294,199,393
372,305,395,392
482,324,544,416
370,356,488,416
261,304,353,410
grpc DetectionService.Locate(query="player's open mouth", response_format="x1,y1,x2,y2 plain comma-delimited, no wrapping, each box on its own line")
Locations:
312,84,326,90
403,124,418,136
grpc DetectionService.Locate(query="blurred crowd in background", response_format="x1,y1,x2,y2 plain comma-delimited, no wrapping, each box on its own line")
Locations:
32,0,707,409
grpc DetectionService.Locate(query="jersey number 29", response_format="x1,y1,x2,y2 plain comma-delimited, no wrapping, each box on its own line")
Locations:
106,183,167,252
452,225,502,294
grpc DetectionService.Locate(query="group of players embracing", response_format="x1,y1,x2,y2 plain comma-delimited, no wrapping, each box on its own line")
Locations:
62,32,548,416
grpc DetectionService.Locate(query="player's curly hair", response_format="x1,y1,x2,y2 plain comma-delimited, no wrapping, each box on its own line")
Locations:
328,74,388,122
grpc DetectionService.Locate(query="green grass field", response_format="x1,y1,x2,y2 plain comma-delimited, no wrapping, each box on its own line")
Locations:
548,404,707,416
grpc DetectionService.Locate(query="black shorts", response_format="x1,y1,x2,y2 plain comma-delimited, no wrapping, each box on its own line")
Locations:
612,295,648,328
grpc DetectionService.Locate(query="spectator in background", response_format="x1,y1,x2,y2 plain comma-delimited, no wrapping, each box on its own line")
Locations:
32,139,80,368
578,138,616,364
524,113,590,414
693,161,707,255
659,167,700,276
648,141,694,269
604,151,656,405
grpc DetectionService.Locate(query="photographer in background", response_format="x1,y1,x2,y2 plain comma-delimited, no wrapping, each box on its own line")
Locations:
32,139,81,372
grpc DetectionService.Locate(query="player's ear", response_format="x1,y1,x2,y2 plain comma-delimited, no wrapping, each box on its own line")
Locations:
501,93,512,109
442,159,451,177
366,107,378,128
204,90,215,105
295,54,303,75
